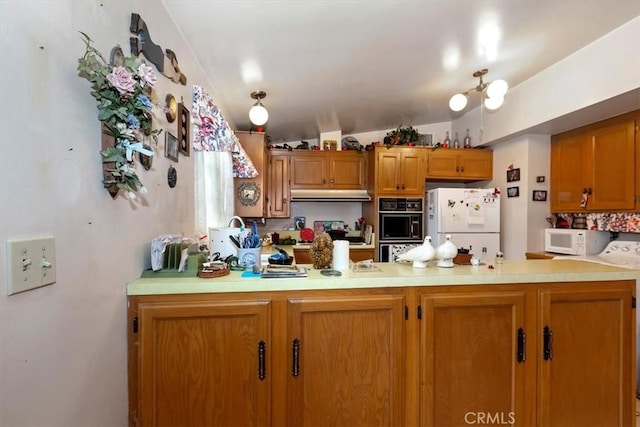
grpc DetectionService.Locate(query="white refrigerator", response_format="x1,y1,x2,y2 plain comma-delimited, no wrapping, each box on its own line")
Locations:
426,188,501,260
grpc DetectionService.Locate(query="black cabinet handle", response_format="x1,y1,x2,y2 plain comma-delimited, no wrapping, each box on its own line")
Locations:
543,326,553,360
517,327,526,363
258,340,266,381
292,338,300,378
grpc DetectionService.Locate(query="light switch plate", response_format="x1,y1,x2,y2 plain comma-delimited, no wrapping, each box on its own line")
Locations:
5,236,56,295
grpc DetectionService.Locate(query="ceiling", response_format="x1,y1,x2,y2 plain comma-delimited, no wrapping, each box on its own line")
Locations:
163,1,640,143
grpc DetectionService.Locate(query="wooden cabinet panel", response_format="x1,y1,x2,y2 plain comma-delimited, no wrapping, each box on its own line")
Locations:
374,147,426,195
426,148,493,181
137,299,271,426
289,151,367,190
267,152,290,218
419,290,532,426
551,111,637,212
234,132,267,218
589,119,635,210
286,294,405,426
538,285,634,427
291,155,326,189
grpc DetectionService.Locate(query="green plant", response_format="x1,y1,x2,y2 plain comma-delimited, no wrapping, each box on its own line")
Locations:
385,125,421,145
77,32,161,199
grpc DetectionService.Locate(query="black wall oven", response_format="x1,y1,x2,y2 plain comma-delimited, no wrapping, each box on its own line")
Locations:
378,197,424,261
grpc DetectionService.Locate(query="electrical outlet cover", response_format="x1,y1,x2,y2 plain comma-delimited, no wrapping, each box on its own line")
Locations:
5,236,56,295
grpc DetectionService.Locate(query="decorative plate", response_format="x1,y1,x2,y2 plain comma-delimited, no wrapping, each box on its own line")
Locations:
167,165,177,188
236,182,260,206
300,227,315,242
165,94,177,122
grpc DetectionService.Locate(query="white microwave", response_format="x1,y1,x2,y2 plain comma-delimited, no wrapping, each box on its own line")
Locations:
544,229,610,255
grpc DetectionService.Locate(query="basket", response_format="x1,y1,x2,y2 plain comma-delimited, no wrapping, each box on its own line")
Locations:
197,268,230,278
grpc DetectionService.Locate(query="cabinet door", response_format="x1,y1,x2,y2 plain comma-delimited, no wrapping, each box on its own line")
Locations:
377,150,402,193
290,155,327,189
138,300,271,426
588,119,635,210
538,284,634,427
268,153,290,218
420,291,533,427
426,150,458,178
459,150,493,180
287,294,406,426
400,150,425,194
550,132,589,211
329,154,366,189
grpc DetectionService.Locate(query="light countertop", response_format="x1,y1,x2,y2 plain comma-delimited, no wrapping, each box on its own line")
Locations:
128,259,640,296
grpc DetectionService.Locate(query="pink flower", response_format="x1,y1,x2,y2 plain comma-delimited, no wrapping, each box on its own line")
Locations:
138,63,157,87
106,66,135,95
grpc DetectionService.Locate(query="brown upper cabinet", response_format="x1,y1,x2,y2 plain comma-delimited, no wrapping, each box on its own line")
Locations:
289,151,367,190
550,110,638,212
234,131,268,218
267,151,291,218
370,146,426,195
426,148,493,181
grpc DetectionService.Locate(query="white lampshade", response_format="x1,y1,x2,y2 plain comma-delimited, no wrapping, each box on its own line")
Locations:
449,93,468,112
486,79,508,98
249,103,269,126
484,95,504,110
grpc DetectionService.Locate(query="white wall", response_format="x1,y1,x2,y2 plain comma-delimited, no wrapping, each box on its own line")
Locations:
0,1,219,424
489,135,550,259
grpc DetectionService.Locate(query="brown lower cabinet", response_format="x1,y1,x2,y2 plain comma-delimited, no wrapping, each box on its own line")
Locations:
128,280,635,426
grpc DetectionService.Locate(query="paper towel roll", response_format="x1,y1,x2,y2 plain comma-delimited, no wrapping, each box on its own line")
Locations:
332,240,350,271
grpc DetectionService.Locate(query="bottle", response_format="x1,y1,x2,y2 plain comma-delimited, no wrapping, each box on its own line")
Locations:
495,251,504,264
453,132,459,148
463,129,471,148
443,131,450,148
481,247,487,264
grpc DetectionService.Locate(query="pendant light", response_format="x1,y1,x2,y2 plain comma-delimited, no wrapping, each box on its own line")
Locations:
249,90,269,126
449,69,508,112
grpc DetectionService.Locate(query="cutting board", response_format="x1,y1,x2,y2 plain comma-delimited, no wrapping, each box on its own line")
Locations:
363,224,373,245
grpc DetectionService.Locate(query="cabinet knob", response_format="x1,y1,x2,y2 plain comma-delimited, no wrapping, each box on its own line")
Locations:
283,198,287,204
401,184,406,190
456,166,459,173
396,184,400,190
460,166,464,172
330,179,334,184
322,178,326,185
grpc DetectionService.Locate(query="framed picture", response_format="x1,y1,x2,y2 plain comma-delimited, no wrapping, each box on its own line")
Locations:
536,176,545,183
506,168,520,182
294,216,306,230
177,102,190,157
165,132,179,162
533,190,547,201
507,186,519,198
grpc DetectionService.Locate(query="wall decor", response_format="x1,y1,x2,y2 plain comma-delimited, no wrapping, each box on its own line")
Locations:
77,32,161,200
139,144,153,170
506,168,520,182
536,175,545,183
129,13,187,85
165,94,177,122
295,216,306,230
167,165,177,188
533,190,547,201
165,132,179,162
177,102,190,156
236,182,260,206
507,186,519,198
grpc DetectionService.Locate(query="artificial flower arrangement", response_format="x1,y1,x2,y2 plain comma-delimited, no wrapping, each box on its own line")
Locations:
77,32,161,199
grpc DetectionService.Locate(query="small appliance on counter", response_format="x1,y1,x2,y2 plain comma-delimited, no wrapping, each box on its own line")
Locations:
544,229,610,255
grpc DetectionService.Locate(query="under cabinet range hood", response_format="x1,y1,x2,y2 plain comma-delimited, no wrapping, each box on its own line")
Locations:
289,189,371,202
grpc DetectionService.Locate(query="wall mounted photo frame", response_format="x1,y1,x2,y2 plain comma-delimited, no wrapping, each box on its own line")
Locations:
536,176,545,183
177,102,190,157
506,168,520,182
533,190,547,201
165,132,179,162
507,186,520,198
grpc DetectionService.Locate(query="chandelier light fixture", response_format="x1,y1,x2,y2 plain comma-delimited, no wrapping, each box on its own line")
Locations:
449,69,508,112
249,90,269,126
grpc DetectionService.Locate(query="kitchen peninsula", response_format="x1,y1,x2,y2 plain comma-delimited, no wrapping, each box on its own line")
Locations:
127,260,638,426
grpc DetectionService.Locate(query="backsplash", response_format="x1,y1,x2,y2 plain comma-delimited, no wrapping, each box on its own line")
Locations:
266,202,363,232
556,213,640,233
